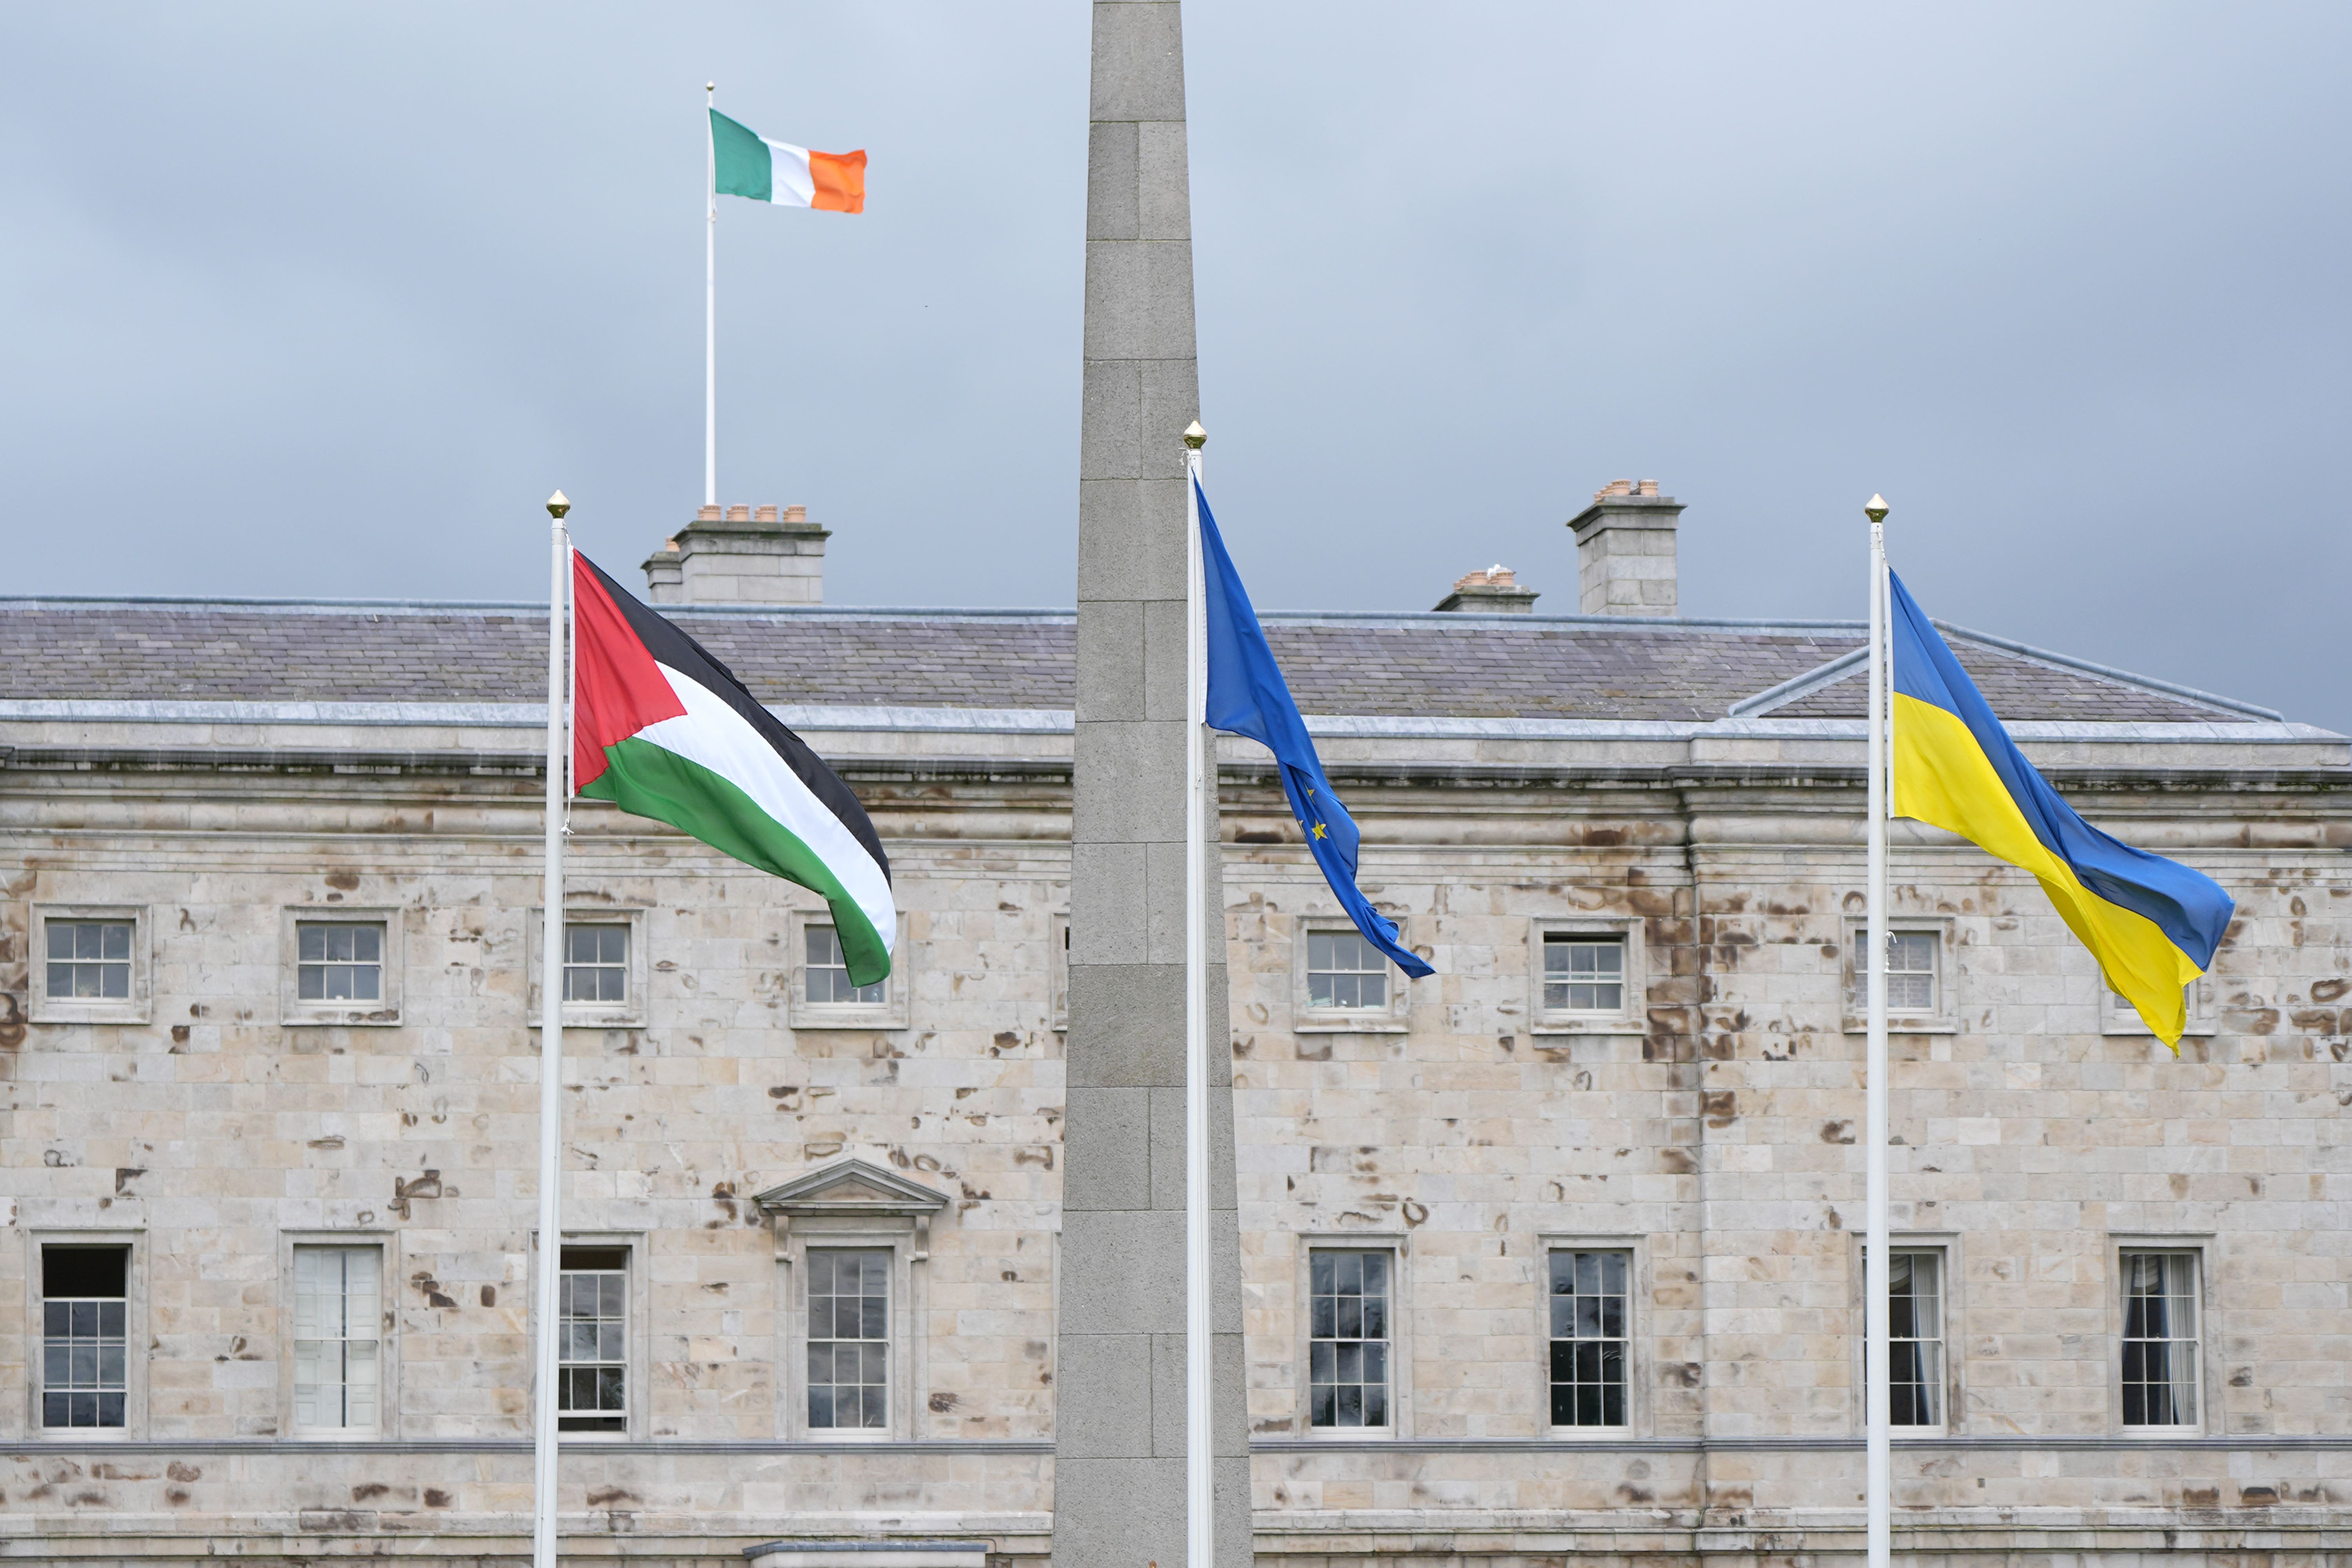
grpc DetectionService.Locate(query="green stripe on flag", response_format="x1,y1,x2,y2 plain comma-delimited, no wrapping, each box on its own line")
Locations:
711,109,773,203
581,734,892,984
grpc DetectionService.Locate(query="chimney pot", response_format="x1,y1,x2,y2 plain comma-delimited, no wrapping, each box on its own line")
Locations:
648,501,832,605
1567,481,1684,617
1433,562,1539,613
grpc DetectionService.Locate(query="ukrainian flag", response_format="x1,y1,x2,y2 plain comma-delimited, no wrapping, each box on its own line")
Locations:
1888,572,2233,1048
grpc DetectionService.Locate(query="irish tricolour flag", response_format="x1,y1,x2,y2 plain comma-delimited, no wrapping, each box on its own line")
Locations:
571,554,895,985
711,109,866,213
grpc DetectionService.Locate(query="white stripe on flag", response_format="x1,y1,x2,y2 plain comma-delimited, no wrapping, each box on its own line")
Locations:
640,663,897,948
762,138,816,207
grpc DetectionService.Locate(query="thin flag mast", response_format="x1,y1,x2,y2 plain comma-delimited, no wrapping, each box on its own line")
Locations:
704,83,718,509
1181,419,1213,1568
531,491,573,1568
1864,493,1892,1568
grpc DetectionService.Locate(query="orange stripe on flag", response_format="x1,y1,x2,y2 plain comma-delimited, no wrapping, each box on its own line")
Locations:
808,149,866,213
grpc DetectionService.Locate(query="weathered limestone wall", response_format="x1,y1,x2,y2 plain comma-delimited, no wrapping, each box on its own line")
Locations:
2,750,2348,1564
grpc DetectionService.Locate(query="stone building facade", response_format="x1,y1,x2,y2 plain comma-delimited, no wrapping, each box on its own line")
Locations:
2,487,2348,1566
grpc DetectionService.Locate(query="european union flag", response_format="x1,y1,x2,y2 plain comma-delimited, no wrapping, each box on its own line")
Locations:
1198,479,1434,981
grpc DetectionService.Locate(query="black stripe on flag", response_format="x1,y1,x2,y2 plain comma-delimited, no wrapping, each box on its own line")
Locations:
575,555,892,886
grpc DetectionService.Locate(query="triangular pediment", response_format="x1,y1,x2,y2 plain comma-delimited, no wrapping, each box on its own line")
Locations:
753,1156,948,1217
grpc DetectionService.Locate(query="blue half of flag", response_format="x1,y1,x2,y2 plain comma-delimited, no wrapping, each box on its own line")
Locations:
1198,479,1434,981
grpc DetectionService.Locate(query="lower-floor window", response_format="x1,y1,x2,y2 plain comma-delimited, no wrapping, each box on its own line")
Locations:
807,1249,890,1430
1309,1249,1391,1428
43,1246,129,1429
557,1245,629,1433
1889,1250,1945,1426
2122,1250,2200,1426
1548,1249,1629,1428
294,1245,382,1433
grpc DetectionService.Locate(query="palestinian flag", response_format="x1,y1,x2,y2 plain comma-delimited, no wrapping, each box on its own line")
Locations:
570,553,894,985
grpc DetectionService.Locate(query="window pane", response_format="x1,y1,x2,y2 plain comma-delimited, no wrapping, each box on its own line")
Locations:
1548,1250,1632,1428
1308,1249,1391,1429
1306,931,1387,1011
2122,1250,2199,1426
808,1248,890,1430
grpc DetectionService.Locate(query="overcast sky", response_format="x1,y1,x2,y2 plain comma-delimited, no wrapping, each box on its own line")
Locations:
5,4,2347,727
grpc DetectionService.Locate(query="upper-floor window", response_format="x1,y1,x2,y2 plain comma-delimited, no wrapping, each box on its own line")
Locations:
557,1246,629,1433
47,921,132,1002
42,1246,128,1430
806,926,884,1006
1307,931,1387,1011
1889,1249,1945,1427
1543,935,1625,1015
807,1248,891,1430
293,1245,381,1434
1885,931,1939,1014
2121,1250,2200,1427
1548,1249,1630,1428
564,924,630,1004
1308,1249,1391,1428
297,922,384,1003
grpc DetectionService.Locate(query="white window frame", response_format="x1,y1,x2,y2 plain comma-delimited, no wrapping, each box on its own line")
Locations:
279,909,403,1027
1295,1232,1409,1438
2113,1239,2210,1435
1850,1233,1963,1437
283,1236,392,1437
1050,911,1070,1034
528,1230,648,1441
25,1230,145,1439
526,908,648,1030
755,1159,947,1442
29,906,150,1026
1540,1241,1640,1437
1293,918,1412,1034
1842,916,1958,1034
787,910,911,1031
1528,917,1645,1036
2102,976,2218,1038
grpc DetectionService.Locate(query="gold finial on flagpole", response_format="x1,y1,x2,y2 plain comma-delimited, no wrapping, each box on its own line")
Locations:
1864,494,1888,524
1183,420,1207,451
546,491,570,521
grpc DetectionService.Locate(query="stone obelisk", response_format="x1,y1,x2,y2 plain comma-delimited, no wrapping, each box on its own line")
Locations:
1058,2,1248,1564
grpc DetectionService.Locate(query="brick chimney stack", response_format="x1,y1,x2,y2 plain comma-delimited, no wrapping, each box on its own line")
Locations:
642,503,828,605
1432,564,1539,613
1567,479,1682,617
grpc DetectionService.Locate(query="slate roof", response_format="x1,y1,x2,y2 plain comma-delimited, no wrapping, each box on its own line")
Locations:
0,598,2268,724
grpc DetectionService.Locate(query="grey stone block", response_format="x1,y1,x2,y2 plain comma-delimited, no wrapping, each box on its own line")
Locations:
1143,838,1187,965
1079,362,1142,485
1142,599,1189,723
1073,721,1186,844
1213,1452,1252,1564
1087,1,1187,124
1052,1456,1184,1568
1136,120,1194,242
1212,1330,1248,1458
1148,1082,1233,1212
1077,478,1188,603
1064,962,1183,1088
1054,1332,1156,1458
1136,358,1201,480
1063,1086,1151,1213
1151,1328,1186,1458
1209,1204,1242,1336
1059,1208,1185,1336
1076,599,1147,722
1083,242,1199,362
1070,842,1147,966
1085,120,1139,241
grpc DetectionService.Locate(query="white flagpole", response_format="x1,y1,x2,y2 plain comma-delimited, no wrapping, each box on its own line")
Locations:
1863,494,1892,1568
530,490,573,1568
1181,419,1212,1568
704,83,718,509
